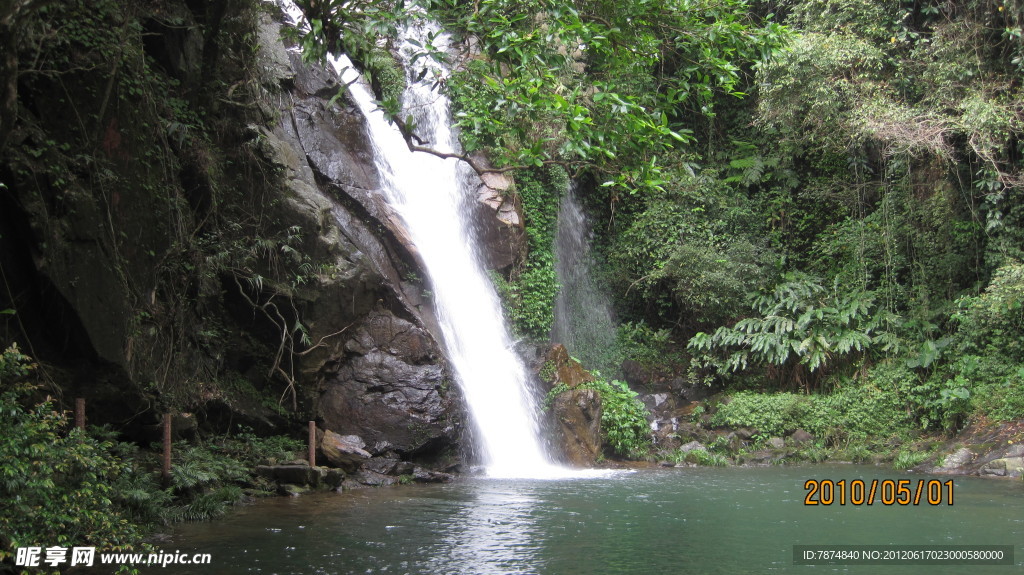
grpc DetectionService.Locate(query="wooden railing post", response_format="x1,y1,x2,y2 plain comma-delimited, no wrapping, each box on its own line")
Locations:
162,415,172,482
308,421,316,467
75,398,85,429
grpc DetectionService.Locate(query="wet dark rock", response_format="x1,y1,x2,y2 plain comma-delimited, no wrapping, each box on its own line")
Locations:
412,467,455,483
641,393,674,414
362,457,402,475
673,422,714,444
324,468,346,489
550,388,603,466
790,429,814,445
723,432,744,452
731,427,754,440
317,311,453,457
351,469,397,487
278,484,309,497
737,449,785,465
256,464,321,486
543,344,594,389
471,167,526,272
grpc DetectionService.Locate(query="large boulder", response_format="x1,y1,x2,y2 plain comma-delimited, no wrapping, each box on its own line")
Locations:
938,447,975,472
980,457,1024,477
319,430,372,469
255,464,324,486
317,310,455,457
550,388,603,466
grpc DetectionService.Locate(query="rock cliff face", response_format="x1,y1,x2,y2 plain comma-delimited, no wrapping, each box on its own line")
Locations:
0,1,522,467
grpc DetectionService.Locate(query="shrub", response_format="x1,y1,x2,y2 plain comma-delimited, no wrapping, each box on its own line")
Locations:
689,272,900,390
1,347,145,565
709,375,915,445
892,449,929,470
708,392,812,437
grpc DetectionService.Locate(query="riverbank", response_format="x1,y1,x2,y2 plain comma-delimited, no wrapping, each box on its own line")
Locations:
640,389,1024,480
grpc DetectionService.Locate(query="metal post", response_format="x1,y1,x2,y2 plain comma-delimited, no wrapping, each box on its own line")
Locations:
308,421,316,467
75,398,85,429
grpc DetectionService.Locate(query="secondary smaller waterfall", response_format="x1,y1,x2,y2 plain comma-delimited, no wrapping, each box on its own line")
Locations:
551,185,618,373
278,1,584,478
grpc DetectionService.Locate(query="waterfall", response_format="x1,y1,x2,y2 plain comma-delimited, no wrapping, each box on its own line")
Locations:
551,184,618,373
278,2,577,478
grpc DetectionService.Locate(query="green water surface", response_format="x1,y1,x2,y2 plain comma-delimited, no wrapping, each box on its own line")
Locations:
163,465,1022,574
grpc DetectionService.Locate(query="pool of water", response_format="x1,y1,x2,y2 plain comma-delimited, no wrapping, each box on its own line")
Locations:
163,465,1023,574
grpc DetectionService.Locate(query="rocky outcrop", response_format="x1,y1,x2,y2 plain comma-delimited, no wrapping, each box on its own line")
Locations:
0,0,525,473
542,344,594,389
316,309,454,457
469,159,526,273
550,388,602,466
923,422,1024,478
979,456,1024,477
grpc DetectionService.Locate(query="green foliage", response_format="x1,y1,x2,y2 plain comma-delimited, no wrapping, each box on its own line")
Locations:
547,378,651,457
953,262,1024,358
892,449,929,470
363,48,407,107
0,343,34,385
438,0,789,194
901,263,1024,429
160,431,302,521
681,448,729,467
606,168,771,329
689,272,899,389
708,392,811,437
0,380,144,564
709,375,915,445
498,168,565,340
614,321,678,370
285,0,417,76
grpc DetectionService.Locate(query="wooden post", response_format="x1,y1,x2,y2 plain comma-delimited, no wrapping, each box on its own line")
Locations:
74,398,85,429
162,415,172,482
308,421,316,467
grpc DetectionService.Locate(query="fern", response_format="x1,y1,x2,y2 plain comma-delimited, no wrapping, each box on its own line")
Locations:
171,460,219,491
688,272,898,388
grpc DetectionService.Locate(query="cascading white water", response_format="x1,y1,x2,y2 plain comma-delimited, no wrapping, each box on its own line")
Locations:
278,1,584,478
551,184,618,372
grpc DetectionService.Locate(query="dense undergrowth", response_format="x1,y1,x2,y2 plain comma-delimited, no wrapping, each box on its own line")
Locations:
0,344,304,571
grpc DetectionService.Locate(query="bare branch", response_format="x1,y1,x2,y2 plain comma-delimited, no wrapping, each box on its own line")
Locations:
389,113,575,175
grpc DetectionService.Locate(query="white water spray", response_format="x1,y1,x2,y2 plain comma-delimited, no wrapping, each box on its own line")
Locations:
551,184,617,371
278,2,599,478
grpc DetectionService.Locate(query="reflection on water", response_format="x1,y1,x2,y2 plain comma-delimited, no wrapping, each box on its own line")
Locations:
164,466,1023,575
426,482,545,575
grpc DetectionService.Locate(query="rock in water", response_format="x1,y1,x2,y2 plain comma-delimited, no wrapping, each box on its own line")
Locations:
551,388,602,466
